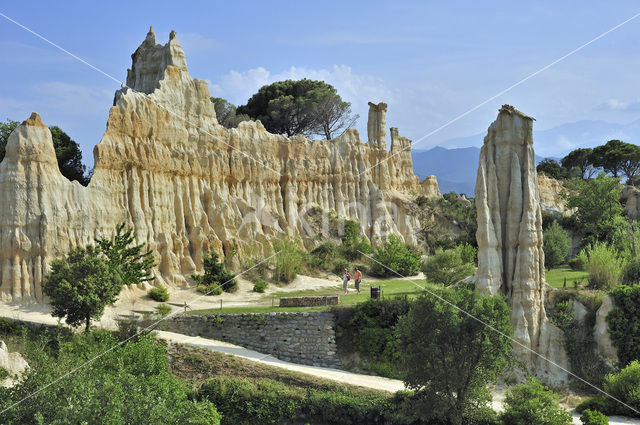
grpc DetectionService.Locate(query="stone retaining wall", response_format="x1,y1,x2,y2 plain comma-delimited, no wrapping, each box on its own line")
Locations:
167,312,341,368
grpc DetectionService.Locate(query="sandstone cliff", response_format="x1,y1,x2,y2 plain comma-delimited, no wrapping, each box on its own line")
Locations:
475,105,569,385
0,27,428,302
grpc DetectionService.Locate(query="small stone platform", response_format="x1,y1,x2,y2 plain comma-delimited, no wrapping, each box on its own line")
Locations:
279,295,340,307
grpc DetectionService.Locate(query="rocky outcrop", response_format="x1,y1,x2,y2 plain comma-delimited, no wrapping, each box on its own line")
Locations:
420,175,442,198
537,174,571,216
0,28,427,302
0,341,28,387
475,105,569,386
622,185,640,219
594,295,618,365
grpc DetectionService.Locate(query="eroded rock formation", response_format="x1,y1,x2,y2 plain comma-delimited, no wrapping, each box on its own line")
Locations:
475,105,569,385
0,341,28,387
0,27,428,302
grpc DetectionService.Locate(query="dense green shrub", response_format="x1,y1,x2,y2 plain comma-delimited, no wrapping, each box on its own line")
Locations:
580,409,609,425
253,280,268,293
369,235,421,277
340,220,372,261
272,236,304,284
543,221,571,269
154,303,171,317
197,377,396,425
577,361,640,418
332,258,352,276
334,298,411,378
607,284,640,365
0,366,10,380
584,242,626,289
568,251,588,271
603,361,640,416
191,250,237,294
309,241,339,271
623,257,640,285
0,332,221,424
421,244,476,286
500,377,572,425
148,286,169,302
397,287,513,424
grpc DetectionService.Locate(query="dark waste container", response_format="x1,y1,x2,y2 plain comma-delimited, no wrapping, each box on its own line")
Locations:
371,286,381,299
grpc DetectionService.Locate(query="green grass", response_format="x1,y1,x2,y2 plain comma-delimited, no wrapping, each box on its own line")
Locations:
191,279,432,315
546,266,589,289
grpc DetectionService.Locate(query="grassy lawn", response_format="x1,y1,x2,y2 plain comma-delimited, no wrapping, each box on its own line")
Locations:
546,266,588,289
191,278,433,315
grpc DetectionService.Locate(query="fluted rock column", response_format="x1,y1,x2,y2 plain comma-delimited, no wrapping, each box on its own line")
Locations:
475,105,569,386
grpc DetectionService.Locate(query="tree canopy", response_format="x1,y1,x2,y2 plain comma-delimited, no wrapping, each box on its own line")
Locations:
0,119,90,185
537,158,570,180
237,79,358,139
561,147,596,179
591,139,640,180
210,97,249,128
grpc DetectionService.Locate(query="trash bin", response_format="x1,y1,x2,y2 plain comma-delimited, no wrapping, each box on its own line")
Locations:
371,286,381,299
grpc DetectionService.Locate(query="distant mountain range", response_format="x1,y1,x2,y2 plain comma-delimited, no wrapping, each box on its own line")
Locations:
412,118,640,196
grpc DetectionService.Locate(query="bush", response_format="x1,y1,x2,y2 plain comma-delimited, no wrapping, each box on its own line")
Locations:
568,251,588,271
500,377,573,425
543,221,571,269
0,367,10,380
623,256,640,285
332,258,351,277
253,280,268,293
309,241,339,271
191,250,237,294
576,397,611,414
607,284,640,366
368,235,421,277
584,242,626,290
580,409,609,425
148,286,169,302
154,303,171,317
421,244,476,286
340,220,372,261
272,236,304,284
602,360,640,416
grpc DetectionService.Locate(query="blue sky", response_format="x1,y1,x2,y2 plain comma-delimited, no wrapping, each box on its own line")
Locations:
1,1,640,166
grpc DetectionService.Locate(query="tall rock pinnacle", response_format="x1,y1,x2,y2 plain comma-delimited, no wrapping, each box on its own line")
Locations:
475,105,569,385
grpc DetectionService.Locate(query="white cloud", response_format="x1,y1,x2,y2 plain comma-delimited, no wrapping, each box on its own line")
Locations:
599,98,640,112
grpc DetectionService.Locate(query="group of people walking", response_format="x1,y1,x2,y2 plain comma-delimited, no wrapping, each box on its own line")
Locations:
342,267,362,294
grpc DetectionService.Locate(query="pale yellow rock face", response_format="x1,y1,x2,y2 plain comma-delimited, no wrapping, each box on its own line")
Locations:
475,105,569,386
0,29,426,302
594,295,618,365
0,340,28,387
419,175,442,199
621,185,640,219
537,174,572,216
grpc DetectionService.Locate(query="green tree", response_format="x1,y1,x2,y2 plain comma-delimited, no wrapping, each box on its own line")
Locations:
0,332,221,424
543,221,571,269
584,242,626,290
396,287,513,424
607,284,640,366
500,377,573,425
537,158,569,180
369,234,421,277
580,409,609,425
340,220,371,260
210,97,249,128
95,223,156,287
192,250,237,294
421,244,476,286
561,147,596,179
0,118,19,161
565,173,624,244
237,79,357,139
591,139,640,181
43,246,123,331
49,126,89,185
